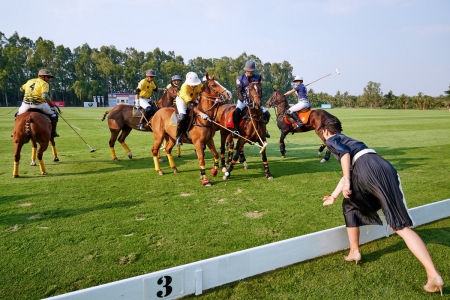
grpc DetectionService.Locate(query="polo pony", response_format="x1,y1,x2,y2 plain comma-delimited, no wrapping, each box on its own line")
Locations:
265,89,335,162
222,80,273,180
150,73,232,186
101,85,179,161
12,111,59,177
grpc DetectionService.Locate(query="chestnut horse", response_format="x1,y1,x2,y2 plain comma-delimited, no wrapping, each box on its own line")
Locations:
101,85,179,161
222,81,273,180
12,111,59,177
265,89,334,162
150,74,232,186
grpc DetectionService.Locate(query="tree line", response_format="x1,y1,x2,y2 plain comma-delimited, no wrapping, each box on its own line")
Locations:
1,32,449,109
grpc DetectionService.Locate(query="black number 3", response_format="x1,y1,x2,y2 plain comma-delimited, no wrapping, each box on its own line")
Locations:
156,276,173,298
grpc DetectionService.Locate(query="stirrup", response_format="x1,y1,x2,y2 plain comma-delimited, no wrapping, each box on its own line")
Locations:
175,137,183,146
265,131,270,138
232,130,239,138
52,131,60,137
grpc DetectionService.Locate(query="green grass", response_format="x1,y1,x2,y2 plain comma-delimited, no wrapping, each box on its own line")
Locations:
0,107,449,300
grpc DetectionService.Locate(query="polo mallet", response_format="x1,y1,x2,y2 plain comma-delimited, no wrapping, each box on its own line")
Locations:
246,104,268,151
305,69,340,87
58,112,96,152
207,118,267,153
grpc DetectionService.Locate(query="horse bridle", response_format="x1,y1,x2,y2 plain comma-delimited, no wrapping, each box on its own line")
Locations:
245,83,262,108
268,91,290,117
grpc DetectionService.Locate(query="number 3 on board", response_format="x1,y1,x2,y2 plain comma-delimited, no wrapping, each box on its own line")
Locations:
143,269,184,299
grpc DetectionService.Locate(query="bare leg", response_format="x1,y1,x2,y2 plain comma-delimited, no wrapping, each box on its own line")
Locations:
393,227,440,283
346,227,361,254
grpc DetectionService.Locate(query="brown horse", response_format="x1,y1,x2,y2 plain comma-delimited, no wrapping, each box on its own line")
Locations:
222,80,273,180
101,85,179,161
265,89,334,162
12,111,59,177
150,73,232,186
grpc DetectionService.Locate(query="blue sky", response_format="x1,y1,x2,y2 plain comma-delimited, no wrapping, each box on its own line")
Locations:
2,0,449,96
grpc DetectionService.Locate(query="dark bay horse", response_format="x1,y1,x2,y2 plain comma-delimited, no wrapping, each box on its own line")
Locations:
150,74,232,186
101,85,178,161
222,81,273,180
265,89,334,162
12,111,59,177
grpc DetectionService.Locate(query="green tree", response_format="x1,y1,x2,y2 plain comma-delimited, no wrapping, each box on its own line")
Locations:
358,81,383,108
384,90,397,108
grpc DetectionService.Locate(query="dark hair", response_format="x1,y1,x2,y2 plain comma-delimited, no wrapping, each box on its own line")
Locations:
323,117,343,134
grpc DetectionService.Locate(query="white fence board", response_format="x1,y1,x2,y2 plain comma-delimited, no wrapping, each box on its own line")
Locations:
44,199,450,300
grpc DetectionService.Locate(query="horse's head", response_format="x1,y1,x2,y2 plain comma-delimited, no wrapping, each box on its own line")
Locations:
266,88,285,108
157,84,179,108
202,72,232,102
245,77,263,108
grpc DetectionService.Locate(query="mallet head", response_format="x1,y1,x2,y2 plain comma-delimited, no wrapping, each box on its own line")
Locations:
336,69,340,75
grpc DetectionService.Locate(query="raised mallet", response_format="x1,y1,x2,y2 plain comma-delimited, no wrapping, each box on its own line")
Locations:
305,69,340,86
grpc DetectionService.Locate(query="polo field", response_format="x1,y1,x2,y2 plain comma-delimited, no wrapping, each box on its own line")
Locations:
1,107,449,299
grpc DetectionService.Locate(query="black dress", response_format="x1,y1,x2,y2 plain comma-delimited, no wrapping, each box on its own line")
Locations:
326,134,414,231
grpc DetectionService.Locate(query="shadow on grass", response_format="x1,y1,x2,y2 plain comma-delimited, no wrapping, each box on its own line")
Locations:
0,199,144,227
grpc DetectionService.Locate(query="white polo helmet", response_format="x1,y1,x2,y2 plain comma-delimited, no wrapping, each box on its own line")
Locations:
185,72,201,85
293,76,303,82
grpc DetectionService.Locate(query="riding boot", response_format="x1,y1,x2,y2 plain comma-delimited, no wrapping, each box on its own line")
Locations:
137,107,152,131
232,108,242,137
264,110,271,138
175,114,187,146
50,115,59,137
287,111,303,129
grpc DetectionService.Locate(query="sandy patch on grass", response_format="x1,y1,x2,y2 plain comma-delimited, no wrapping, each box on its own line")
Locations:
244,211,264,219
234,189,242,194
19,203,32,207
5,225,19,231
180,193,192,197
28,214,41,220
217,199,226,204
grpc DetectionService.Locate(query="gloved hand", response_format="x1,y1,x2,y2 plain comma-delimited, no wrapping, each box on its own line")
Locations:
199,112,211,121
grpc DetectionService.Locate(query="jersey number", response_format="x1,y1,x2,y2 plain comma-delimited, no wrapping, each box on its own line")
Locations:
29,83,35,91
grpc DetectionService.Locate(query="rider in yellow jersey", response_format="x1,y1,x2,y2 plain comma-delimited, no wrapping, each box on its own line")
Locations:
166,75,181,89
18,69,59,137
174,72,210,146
135,69,166,130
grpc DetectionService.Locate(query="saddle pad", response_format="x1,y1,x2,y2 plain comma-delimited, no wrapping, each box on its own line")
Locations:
132,107,143,118
284,109,312,124
226,110,234,128
169,112,178,126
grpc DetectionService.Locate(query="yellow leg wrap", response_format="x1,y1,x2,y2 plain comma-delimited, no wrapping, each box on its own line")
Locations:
201,165,206,179
31,147,37,161
214,158,219,170
38,159,46,173
120,142,131,153
13,161,19,177
110,147,117,160
167,153,175,168
157,150,161,159
153,156,161,171
51,145,57,157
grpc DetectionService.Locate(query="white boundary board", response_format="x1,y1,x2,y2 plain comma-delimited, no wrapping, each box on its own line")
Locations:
45,199,450,300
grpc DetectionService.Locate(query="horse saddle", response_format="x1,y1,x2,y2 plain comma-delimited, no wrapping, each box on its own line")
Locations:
225,108,247,128
25,108,51,121
132,106,143,118
284,108,312,125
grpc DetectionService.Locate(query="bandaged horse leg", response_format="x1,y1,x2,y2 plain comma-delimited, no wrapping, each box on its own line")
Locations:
166,153,178,173
120,141,132,159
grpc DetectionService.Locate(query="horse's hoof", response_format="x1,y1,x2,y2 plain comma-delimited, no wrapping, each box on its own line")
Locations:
41,171,48,175
172,167,178,174
222,167,227,173
158,170,164,175
243,162,248,170
13,175,19,178
320,159,327,163
113,158,120,162
202,178,211,186
127,152,133,159
30,161,36,166
318,152,323,157
266,174,274,180
53,157,59,162
210,168,218,177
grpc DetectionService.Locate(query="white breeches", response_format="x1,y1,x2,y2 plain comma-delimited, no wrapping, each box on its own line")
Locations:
18,102,56,116
288,99,309,113
175,97,188,115
138,98,150,109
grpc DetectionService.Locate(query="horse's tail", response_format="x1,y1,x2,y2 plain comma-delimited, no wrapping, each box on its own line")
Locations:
101,110,109,121
25,115,32,136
